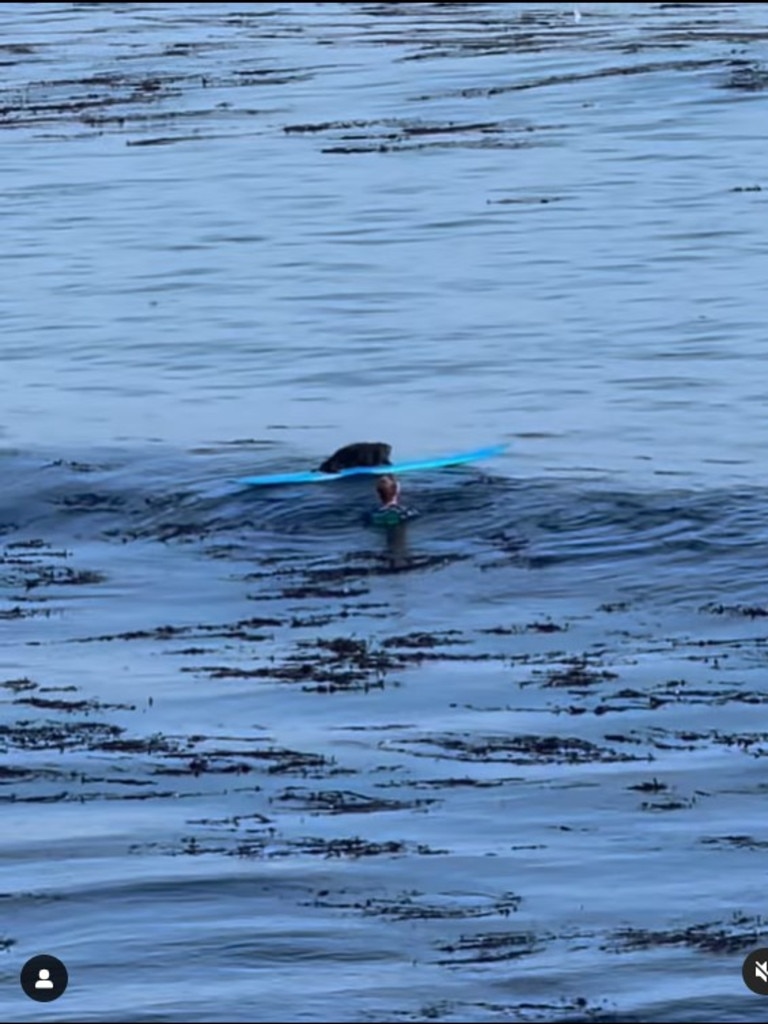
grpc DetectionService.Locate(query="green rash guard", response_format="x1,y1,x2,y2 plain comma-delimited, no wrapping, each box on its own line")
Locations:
367,504,418,527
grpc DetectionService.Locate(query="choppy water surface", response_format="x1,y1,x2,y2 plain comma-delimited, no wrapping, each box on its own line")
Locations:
2,3,768,1022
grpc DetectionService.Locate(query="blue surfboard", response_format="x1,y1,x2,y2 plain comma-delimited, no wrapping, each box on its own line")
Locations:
237,443,508,487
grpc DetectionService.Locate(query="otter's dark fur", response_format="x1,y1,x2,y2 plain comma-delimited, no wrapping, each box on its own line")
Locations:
319,442,392,474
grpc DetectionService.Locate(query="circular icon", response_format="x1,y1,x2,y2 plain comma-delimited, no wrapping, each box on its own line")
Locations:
20,954,68,1002
743,948,768,996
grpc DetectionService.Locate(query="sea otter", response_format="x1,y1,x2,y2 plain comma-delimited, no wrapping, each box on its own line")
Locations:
318,442,392,474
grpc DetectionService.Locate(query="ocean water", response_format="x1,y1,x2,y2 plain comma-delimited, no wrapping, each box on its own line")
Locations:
2,3,768,1021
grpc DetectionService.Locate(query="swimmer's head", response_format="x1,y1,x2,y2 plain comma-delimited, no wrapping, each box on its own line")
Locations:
376,474,400,507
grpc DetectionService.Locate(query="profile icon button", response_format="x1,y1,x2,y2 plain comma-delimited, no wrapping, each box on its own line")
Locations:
20,954,68,1002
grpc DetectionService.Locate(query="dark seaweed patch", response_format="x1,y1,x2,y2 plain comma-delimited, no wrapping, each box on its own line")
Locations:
1,677,37,693
306,889,520,921
627,778,667,793
288,613,335,628
701,601,768,618
28,566,106,588
0,766,35,782
43,459,107,473
722,62,768,91
0,65,308,138
276,584,370,600
291,836,446,859
56,492,125,511
542,659,619,689
406,776,520,790
285,117,508,135
376,997,606,1024
435,929,540,965
552,679,768,719
285,116,543,154
1,539,105,590
0,719,123,751
314,635,392,659
0,604,54,620
183,633,403,692
232,835,446,859
274,786,436,815
487,196,564,207
181,658,389,693
5,539,53,550
186,811,272,828
608,914,768,954
72,616,281,644
382,630,466,649
155,743,336,778
482,621,565,635
3,563,105,590
15,695,135,713
639,797,696,812
417,57,725,102
154,755,254,778
253,554,465,598
701,835,768,850
383,732,643,765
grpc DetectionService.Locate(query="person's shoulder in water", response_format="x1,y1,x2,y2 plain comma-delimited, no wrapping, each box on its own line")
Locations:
368,505,417,526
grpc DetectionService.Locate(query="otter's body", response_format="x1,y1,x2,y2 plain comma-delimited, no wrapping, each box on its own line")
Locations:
319,442,392,474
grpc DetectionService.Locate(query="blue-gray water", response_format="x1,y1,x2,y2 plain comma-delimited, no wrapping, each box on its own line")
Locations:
2,3,768,1021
